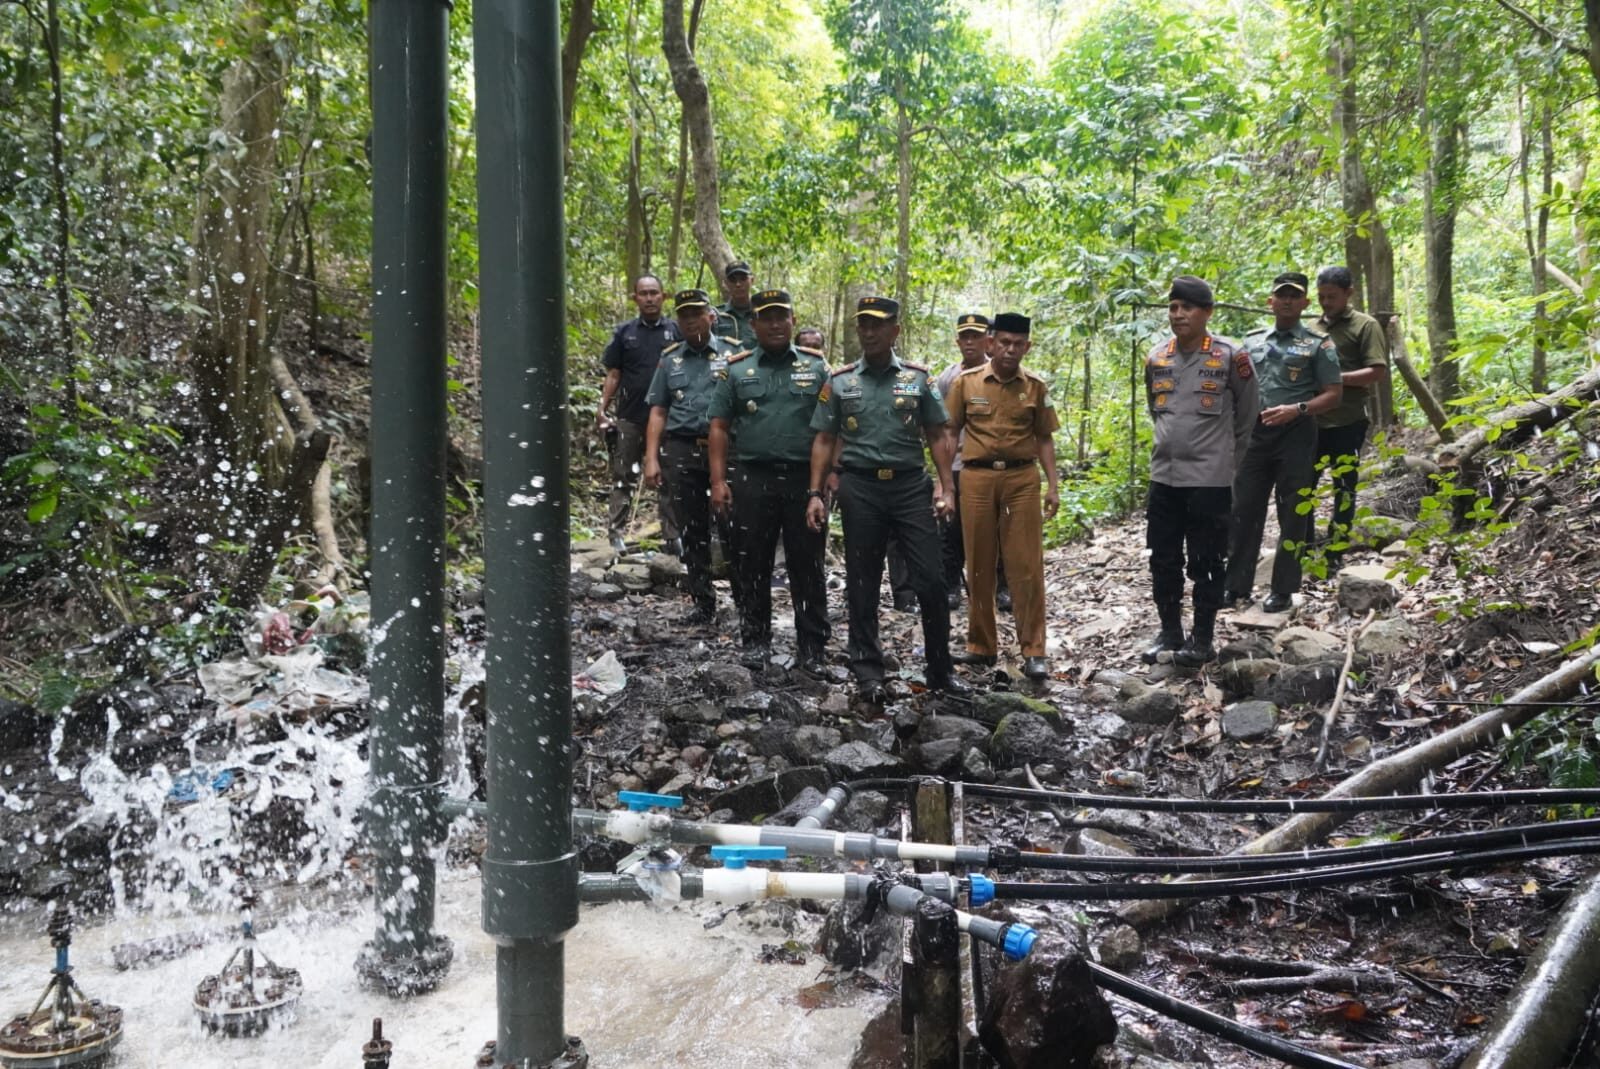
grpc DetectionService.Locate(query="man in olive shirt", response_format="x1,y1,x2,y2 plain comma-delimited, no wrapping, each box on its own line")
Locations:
708,289,831,672
806,296,968,702
944,312,1060,681
714,260,758,350
1311,266,1391,563
1223,273,1343,614
1141,276,1259,668
644,289,738,623
598,274,681,555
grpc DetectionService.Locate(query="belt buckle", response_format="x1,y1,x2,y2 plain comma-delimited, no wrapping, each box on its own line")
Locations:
695,437,708,447
876,468,893,481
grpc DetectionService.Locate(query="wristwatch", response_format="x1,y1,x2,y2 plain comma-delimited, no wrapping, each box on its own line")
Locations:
1297,401,1308,415
806,489,824,500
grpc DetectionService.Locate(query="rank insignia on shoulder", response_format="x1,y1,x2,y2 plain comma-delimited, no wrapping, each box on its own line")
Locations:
1233,352,1253,379
663,341,685,354
728,350,753,363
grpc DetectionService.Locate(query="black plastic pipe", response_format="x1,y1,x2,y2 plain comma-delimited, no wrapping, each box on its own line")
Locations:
946,781,1600,814
474,0,581,1063
1087,963,1362,1069
992,837,1600,901
359,0,453,994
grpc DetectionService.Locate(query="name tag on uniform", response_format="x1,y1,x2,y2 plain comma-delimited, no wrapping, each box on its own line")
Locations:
966,396,991,407
892,381,920,396
793,373,818,387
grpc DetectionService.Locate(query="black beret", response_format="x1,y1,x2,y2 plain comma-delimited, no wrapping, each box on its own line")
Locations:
1167,275,1214,308
673,288,712,310
724,260,752,279
751,289,793,312
856,295,900,320
991,312,1031,335
1271,272,1309,294
956,313,990,334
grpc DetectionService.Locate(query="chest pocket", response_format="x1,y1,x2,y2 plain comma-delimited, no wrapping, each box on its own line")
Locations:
1149,378,1176,412
734,373,767,399
666,368,691,391
965,396,994,419
1194,381,1223,414
840,387,865,414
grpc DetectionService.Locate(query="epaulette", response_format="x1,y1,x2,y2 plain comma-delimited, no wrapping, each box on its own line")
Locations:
830,362,859,376
1304,323,1330,339
900,360,929,373
727,349,754,364
958,363,988,376
1244,326,1269,336
796,345,826,358
1022,366,1050,383
662,340,685,355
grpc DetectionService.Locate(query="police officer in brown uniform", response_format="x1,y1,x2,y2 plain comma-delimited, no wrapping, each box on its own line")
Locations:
943,312,1060,681
1142,276,1260,668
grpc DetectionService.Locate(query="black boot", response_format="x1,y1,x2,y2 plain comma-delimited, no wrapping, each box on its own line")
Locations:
1140,602,1184,665
1174,606,1217,668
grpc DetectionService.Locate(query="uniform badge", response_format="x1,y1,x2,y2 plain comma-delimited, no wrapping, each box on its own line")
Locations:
1155,394,1169,408
672,356,683,366
846,416,858,431
746,400,758,412
674,389,684,400
1289,368,1301,381
1201,395,1216,408
745,368,756,377
1204,357,1223,369
897,370,916,382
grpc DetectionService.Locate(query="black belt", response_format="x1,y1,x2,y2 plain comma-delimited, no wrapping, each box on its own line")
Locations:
965,457,1035,470
842,466,925,481
667,434,709,446
740,459,807,473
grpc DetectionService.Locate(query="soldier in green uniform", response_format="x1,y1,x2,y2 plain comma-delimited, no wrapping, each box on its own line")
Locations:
714,260,758,350
708,289,831,672
805,297,969,702
644,289,739,623
1223,273,1344,614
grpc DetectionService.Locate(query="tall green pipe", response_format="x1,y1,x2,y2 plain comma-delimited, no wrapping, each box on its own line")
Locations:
358,0,453,994
474,0,581,1062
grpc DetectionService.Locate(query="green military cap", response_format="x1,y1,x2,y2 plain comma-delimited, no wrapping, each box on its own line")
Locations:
856,295,900,320
1271,272,1309,295
956,313,990,334
673,288,712,310
725,259,753,279
752,288,793,313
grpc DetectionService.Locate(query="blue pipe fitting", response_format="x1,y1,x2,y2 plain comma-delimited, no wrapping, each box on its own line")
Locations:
709,845,787,869
968,874,995,907
1001,923,1037,961
618,791,685,812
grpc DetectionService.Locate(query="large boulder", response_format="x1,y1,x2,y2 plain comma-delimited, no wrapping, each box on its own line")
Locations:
978,949,1118,1069
708,766,832,822
823,741,904,779
1118,688,1182,726
607,561,655,592
1359,616,1420,657
1257,657,1343,707
662,700,722,747
972,691,1064,728
906,736,964,776
697,662,756,697
1274,626,1344,666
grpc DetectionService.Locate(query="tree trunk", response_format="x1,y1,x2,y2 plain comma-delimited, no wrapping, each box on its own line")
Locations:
625,126,645,284
662,0,733,277
665,0,704,287
185,4,296,522
894,92,913,314
561,0,597,161
1078,337,1091,467
1381,315,1452,442
1423,119,1464,406
1534,99,1553,393
43,0,74,406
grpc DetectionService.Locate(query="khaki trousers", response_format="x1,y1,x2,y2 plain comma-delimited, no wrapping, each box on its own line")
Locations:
960,465,1046,657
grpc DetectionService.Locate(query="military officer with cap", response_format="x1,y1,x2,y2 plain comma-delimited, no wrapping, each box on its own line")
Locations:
714,260,759,350
1222,273,1343,614
1141,275,1260,668
944,312,1060,681
644,288,740,623
806,296,969,702
708,289,831,672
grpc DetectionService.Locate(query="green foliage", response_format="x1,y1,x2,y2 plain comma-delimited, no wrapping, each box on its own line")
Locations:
1505,709,1600,815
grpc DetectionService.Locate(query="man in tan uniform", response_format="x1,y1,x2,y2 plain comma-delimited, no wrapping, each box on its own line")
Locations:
943,312,1060,681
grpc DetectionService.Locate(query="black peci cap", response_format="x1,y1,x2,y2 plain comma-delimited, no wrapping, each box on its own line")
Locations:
991,312,1031,335
1167,275,1214,308
956,313,990,334
856,295,900,320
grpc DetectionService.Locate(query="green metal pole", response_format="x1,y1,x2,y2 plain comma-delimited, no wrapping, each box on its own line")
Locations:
358,0,453,995
474,0,583,1064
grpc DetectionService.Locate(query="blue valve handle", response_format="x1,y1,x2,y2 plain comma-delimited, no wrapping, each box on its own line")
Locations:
618,790,685,812
1001,923,1037,961
968,873,995,907
709,845,788,869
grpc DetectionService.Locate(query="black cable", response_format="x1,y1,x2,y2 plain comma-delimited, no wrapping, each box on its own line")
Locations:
960,782,1600,814
1010,817,1600,875
991,837,1600,901
1087,962,1363,1069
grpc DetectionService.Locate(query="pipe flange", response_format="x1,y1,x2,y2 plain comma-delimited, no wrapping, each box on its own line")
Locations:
474,1035,588,1068
355,934,455,997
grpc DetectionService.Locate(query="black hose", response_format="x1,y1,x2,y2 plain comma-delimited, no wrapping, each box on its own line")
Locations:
959,782,1600,814
991,837,1600,901
1087,962,1363,1069
1012,817,1600,875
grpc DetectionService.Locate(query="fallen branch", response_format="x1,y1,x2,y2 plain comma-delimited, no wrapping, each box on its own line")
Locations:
1314,610,1377,772
1119,644,1600,930
1438,364,1600,472
1376,314,1452,442
1228,968,1394,996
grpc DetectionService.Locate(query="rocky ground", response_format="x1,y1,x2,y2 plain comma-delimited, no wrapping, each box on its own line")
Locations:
3,424,1599,1067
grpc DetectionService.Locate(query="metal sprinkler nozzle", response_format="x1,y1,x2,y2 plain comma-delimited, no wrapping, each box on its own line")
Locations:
0,905,123,1069
361,1017,393,1068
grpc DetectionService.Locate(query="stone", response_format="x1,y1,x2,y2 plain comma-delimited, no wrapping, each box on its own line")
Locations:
978,949,1118,1069
1094,925,1143,972
990,712,1063,770
972,691,1063,727
662,700,722,747
646,555,687,587
914,714,992,752
818,691,851,717
679,745,709,769
708,766,833,822
1081,683,1120,705
0,700,48,754
962,747,995,782
1274,626,1344,666
765,786,828,827
1218,657,1282,699
1358,615,1420,657
1256,657,1343,707
1221,700,1279,741
1077,828,1137,856
907,737,964,776
840,790,890,831
1338,563,1399,614
1143,663,1180,683
1216,633,1275,664
588,582,624,602
1086,713,1133,742
608,562,655,592
823,741,904,779
818,899,900,972
785,724,843,766
1118,688,1182,726
1091,669,1146,701
698,662,756,697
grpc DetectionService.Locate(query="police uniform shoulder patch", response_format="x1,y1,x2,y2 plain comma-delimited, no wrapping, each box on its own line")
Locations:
831,362,859,376
727,349,754,364
1233,350,1253,379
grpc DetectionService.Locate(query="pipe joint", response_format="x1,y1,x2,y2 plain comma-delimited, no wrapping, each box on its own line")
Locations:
481,854,581,939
